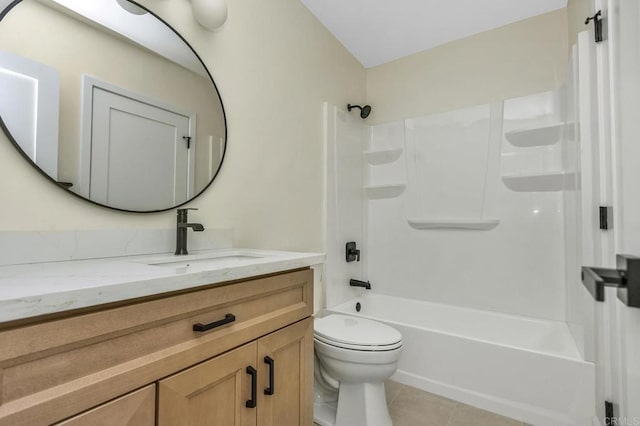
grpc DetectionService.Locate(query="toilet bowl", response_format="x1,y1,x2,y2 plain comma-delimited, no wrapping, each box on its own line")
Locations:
313,314,402,426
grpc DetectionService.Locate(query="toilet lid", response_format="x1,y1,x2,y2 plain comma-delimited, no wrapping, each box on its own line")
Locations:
314,314,402,348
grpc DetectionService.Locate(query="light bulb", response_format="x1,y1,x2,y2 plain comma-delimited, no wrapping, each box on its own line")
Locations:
192,0,228,31
115,0,147,15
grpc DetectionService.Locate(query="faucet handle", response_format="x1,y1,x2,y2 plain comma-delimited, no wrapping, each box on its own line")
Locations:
346,242,360,262
177,208,198,214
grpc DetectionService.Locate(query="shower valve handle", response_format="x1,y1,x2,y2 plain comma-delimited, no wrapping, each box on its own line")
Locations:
346,242,360,262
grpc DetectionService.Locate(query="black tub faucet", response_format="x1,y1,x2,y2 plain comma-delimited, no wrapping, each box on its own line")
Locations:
175,208,205,255
350,279,371,290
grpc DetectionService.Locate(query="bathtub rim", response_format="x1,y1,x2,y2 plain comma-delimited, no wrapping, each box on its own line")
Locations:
327,293,587,363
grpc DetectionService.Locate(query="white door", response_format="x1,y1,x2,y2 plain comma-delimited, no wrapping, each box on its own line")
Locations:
87,82,195,211
0,51,59,178
570,1,640,423
608,0,640,422
573,28,613,425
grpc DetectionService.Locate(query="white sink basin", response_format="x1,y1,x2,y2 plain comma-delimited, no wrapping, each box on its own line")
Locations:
134,250,275,273
149,255,262,269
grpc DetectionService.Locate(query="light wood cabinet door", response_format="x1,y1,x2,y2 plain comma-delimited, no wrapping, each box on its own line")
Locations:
257,318,313,426
158,342,258,426
55,385,155,426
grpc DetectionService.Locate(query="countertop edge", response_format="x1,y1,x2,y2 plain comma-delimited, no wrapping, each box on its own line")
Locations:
0,250,325,324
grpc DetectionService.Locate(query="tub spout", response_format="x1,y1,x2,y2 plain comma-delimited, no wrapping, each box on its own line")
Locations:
350,279,371,290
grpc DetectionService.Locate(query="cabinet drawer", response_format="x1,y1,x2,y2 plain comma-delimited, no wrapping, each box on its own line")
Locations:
55,385,155,426
0,269,312,426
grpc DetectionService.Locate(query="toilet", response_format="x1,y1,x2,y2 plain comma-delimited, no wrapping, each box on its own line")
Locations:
313,314,403,426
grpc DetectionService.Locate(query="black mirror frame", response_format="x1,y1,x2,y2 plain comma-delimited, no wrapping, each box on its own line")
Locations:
0,0,227,213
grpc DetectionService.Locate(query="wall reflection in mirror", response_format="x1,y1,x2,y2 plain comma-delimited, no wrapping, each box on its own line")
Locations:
0,0,226,212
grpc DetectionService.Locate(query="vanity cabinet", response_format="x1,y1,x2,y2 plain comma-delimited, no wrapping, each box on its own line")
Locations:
158,318,313,426
256,320,313,426
0,268,313,426
55,385,156,426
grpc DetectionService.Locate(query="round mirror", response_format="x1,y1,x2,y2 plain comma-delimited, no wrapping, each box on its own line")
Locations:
0,0,227,212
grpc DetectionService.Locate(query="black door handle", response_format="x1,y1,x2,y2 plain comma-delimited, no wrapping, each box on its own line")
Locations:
264,356,275,395
581,255,640,308
192,313,236,332
246,366,257,408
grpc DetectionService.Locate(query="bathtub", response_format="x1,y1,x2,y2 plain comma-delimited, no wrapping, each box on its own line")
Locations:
327,293,595,426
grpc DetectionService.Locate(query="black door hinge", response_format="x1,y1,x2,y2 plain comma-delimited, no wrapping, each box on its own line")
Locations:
605,401,614,425
182,136,192,149
600,206,612,230
585,10,604,43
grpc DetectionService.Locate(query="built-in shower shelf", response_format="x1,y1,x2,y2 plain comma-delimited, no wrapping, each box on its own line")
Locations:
505,122,575,147
407,219,500,230
365,184,406,199
502,171,574,192
364,148,403,165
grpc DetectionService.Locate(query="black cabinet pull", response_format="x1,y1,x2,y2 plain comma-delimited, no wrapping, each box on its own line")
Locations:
264,356,275,395
246,366,257,408
192,313,235,332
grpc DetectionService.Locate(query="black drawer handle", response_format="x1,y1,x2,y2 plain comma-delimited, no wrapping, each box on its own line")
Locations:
246,366,257,408
264,356,275,395
192,313,236,332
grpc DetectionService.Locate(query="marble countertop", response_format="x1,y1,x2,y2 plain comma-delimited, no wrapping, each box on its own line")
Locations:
0,248,325,323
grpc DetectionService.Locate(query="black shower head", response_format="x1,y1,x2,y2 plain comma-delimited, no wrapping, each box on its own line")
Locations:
348,104,372,119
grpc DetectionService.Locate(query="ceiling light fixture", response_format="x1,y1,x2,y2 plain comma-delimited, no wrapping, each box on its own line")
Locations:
191,0,228,31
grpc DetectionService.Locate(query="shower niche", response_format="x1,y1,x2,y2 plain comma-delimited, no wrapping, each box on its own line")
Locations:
501,90,576,193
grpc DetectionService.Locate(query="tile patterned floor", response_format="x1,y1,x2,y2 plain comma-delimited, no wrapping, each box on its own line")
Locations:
385,380,529,426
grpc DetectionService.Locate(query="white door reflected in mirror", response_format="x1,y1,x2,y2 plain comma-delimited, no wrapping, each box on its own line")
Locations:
87,82,194,211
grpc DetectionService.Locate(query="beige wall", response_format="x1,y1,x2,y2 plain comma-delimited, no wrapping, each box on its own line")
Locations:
0,0,366,252
365,9,569,124
567,0,594,47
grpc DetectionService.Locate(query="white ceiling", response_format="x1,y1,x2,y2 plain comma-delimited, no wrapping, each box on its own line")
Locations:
300,0,568,68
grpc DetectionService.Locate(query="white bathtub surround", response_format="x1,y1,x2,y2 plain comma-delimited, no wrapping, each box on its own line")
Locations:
323,103,366,309
364,93,567,321
328,293,595,426
322,83,595,424
0,228,233,266
404,104,498,223
504,122,574,148
406,218,500,231
501,91,571,192
363,184,406,200
0,248,324,322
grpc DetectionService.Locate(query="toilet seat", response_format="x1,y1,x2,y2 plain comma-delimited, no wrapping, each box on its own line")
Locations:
314,314,402,352
314,334,402,351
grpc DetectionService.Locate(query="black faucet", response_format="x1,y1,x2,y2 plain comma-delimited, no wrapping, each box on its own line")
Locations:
175,208,205,255
350,279,371,290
